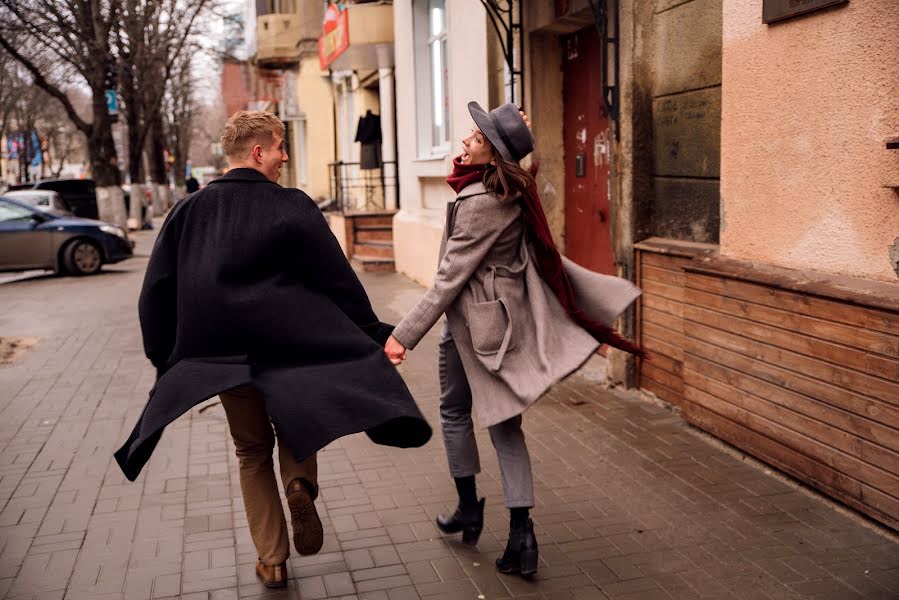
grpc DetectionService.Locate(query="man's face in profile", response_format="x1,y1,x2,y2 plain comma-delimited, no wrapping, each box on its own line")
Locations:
259,134,288,183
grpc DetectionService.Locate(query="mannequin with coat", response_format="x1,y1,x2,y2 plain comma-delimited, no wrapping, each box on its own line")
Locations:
355,109,382,169
385,102,644,578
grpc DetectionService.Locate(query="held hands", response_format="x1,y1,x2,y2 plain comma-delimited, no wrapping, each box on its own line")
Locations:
384,335,407,366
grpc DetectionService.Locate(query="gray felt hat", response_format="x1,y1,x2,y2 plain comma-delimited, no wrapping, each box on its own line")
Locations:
467,101,534,163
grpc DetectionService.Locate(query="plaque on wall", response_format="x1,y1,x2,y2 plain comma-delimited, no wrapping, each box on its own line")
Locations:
763,0,848,23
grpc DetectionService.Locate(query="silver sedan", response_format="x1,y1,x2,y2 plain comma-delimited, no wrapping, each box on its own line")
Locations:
3,189,72,215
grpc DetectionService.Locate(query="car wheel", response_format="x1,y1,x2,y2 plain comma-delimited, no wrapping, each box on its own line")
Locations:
63,239,103,275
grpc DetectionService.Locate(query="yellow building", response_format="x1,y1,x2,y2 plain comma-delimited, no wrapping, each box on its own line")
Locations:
254,0,334,202
316,1,399,271
254,1,398,271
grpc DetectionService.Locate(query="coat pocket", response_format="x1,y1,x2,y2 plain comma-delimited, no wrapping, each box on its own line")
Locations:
468,299,515,371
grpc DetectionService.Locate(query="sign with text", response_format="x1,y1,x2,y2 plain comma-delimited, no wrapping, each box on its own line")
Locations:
105,89,118,116
763,0,848,24
318,4,349,70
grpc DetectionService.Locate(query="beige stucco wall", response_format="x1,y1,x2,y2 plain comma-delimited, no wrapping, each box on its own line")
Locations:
721,0,899,282
392,0,493,287
295,55,335,200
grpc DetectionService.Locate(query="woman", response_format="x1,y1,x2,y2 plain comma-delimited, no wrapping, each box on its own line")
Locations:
385,102,644,577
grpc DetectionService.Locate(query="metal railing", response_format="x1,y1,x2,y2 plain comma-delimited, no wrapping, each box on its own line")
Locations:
328,160,397,213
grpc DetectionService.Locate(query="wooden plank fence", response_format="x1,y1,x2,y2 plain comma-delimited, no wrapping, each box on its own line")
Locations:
635,237,899,531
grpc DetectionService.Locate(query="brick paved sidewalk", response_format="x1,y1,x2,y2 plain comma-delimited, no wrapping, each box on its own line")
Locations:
0,225,896,600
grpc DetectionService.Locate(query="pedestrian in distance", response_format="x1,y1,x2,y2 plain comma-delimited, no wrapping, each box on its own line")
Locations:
384,101,645,578
115,110,431,589
185,175,200,193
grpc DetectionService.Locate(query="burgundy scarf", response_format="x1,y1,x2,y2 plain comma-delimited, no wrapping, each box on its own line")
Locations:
446,156,646,358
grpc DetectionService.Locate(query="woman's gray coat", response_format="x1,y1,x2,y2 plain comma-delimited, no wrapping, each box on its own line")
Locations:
391,182,641,428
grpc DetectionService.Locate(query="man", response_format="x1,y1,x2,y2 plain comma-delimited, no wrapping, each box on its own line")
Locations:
115,111,430,588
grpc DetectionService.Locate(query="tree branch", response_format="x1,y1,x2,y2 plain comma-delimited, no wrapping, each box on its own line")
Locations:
0,36,89,133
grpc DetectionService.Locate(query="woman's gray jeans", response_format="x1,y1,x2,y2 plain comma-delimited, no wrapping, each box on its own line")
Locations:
438,325,534,508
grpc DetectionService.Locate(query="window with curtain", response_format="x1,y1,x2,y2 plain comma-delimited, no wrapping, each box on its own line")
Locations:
414,0,450,155
427,0,449,147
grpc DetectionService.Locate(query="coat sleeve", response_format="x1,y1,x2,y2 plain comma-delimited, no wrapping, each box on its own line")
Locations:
138,206,182,377
294,195,394,345
391,193,519,350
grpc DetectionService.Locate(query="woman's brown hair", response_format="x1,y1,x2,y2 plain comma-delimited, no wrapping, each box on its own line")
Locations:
483,155,535,202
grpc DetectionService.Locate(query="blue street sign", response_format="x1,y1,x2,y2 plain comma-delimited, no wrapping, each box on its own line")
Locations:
105,89,118,116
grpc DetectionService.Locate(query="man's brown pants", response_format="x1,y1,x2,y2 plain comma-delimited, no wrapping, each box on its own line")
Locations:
219,385,317,566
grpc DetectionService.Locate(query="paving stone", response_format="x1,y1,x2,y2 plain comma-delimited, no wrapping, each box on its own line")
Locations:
0,223,896,599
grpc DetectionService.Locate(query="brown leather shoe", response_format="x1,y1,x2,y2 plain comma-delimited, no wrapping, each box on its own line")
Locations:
255,559,287,588
287,478,323,555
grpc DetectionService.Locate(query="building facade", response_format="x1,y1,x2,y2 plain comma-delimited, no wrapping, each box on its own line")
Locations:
390,0,899,531
392,0,505,286
251,0,335,200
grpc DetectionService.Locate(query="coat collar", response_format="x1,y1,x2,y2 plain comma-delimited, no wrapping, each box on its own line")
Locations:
208,167,278,185
455,181,488,199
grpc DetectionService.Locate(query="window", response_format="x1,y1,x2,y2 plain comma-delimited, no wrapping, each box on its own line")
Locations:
414,0,450,156
0,200,35,223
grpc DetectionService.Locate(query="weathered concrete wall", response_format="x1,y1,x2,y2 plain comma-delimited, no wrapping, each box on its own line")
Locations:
721,0,899,282
652,0,721,96
527,31,566,248
649,0,722,244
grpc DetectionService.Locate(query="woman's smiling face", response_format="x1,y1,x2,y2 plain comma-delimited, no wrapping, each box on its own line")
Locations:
461,126,494,165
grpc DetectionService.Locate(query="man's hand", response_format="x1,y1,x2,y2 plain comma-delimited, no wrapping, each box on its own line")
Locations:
385,335,407,366
519,109,532,129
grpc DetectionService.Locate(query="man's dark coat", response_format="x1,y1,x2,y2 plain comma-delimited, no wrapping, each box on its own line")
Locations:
115,168,431,481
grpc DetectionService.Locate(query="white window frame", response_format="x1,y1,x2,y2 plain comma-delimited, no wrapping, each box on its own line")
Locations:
413,0,451,158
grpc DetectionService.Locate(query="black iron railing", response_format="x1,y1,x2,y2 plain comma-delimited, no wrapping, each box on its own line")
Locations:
328,160,397,212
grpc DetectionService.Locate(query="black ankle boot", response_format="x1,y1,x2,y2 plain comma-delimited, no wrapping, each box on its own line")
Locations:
496,518,538,577
436,497,485,545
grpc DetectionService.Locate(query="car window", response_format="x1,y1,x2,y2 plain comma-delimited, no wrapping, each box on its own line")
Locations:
70,181,94,195
36,181,61,193
6,192,51,206
0,200,36,222
37,180,95,196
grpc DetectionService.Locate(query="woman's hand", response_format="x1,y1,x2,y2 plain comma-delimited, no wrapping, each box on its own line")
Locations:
519,110,532,129
385,335,407,366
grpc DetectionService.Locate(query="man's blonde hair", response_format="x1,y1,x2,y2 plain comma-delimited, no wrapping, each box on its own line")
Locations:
221,111,285,158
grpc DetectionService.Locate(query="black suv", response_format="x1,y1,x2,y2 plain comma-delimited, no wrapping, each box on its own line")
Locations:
8,179,135,221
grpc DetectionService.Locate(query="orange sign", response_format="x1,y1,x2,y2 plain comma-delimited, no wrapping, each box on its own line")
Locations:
318,4,349,70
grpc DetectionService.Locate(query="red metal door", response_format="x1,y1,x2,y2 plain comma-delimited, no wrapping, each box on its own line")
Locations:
562,26,614,275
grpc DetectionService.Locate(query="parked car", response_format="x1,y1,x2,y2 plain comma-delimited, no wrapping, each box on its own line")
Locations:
0,196,134,276
10,179,137,222
2,189,72,215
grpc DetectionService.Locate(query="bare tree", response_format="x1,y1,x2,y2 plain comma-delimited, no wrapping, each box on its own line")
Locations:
0,1,127,226
42,98,88,178
0,51,88,183
187,96,228,176
0,54,24,181
115,0,213,222
163,51,196,200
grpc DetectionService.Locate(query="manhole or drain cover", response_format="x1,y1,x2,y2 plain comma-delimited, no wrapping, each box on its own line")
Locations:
0,337,38,365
